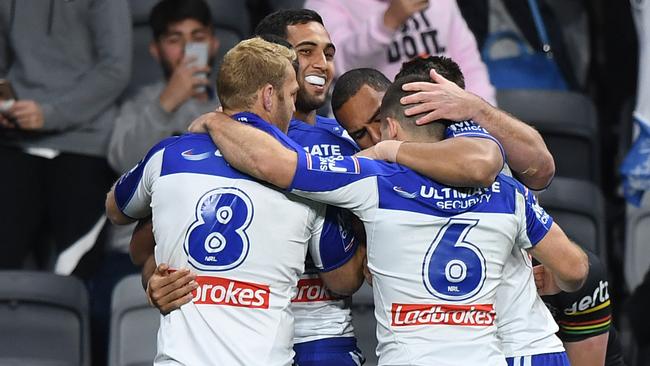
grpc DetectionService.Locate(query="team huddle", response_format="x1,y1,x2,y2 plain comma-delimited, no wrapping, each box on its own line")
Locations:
106,9,594,366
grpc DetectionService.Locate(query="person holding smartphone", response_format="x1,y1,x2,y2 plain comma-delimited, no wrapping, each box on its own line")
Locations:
0,0,131,272
108,0,220,174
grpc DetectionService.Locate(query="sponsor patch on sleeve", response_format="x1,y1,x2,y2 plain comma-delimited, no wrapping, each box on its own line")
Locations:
306,154,361,175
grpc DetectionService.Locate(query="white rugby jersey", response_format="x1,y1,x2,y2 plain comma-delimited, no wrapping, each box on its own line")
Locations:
287,152,554,366
445,121,564,357
495,241,565,357
289,118,503,345
492,169,564,357
114,113,325,366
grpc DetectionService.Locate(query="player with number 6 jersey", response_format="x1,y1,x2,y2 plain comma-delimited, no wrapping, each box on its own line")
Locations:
286,157,555,366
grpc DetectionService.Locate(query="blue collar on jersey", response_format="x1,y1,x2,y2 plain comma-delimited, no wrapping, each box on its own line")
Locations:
232,112,304,152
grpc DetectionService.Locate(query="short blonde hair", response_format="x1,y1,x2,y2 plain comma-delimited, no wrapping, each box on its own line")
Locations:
217,37,297,110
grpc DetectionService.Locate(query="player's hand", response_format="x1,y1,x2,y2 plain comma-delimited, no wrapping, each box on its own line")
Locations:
384,0,429,31
533,264,562,296
188,111,231,133
401,69,485,125
355,146,380,159
9,100,44,130
159,56,210,113
188,111,217,133
146,263,198,315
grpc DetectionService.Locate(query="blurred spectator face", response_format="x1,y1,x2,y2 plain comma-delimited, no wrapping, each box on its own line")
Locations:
334,84,383,149
285,21,335,113
271,64,300,133
150,19,219,78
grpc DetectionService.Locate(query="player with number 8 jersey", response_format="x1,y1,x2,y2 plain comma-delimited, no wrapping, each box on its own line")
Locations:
106,38,340,366
112,115,327,365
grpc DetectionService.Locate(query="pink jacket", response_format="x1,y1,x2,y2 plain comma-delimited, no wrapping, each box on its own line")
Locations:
305,0,496,104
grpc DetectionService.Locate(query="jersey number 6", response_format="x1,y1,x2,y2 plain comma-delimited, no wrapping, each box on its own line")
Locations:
184,187,254,271
422,218,486,301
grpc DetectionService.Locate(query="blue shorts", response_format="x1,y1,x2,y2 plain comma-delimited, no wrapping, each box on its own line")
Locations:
294,337,365,366
506,352,570,366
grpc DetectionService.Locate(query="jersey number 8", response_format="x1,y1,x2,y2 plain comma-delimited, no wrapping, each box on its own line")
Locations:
184,187,253,271
422,218,486,301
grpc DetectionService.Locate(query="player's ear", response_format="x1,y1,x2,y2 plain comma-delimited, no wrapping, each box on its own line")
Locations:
262,84,274,112
386,117,399,140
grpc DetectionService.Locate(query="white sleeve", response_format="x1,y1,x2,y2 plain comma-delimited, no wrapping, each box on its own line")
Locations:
113,142,168,219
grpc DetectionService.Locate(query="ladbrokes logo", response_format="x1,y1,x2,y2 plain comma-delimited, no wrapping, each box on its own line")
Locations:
192,275,269,309
292,278,334,303
391,303,495,327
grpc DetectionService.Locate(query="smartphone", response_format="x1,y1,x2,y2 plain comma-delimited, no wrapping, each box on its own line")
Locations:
184,42,209,92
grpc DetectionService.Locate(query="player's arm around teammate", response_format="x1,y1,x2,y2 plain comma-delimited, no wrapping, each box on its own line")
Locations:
333,67,504,188
189,111,298,188
527,222,588,293
400,68,555,190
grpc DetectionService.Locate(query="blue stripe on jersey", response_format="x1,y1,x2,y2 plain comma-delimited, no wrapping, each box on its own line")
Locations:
444,120,506,166
516,178,554,245
236,112,306,152
377,171,517,217
114,136,179,212
291,153,518,215
159,113,305,179
314,115,358,147
318,206,358,271
290,118,360,156
159,134,254,180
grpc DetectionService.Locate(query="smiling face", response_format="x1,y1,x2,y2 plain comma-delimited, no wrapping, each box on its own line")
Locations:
285,21,335,114
334,84,384,149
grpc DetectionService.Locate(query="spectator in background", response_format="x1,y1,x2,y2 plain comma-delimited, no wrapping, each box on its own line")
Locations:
0,0,131,272
108,0,220,173
304,0,496,104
